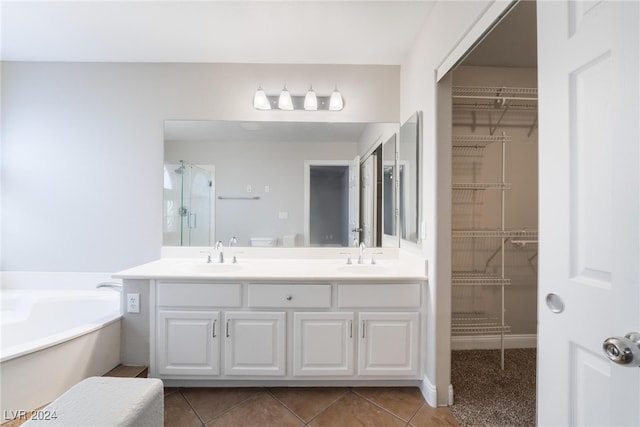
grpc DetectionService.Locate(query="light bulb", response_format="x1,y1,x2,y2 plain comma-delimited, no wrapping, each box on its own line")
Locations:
304,86,318,111
278,85,293,110
329,86,344,111
253,86,271,110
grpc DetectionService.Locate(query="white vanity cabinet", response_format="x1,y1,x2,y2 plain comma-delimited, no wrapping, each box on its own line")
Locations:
224,311,286,376
358,312,420,376
293,312,355,376
150,279,424,383
338,284,422,377
155,282,241,379
157,310,220,376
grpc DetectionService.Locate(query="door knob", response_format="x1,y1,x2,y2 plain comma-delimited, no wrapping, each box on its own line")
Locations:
602,332,640,367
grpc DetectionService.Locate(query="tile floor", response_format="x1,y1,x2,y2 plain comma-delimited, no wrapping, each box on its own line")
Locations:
1,366,459,427
164,386,460,427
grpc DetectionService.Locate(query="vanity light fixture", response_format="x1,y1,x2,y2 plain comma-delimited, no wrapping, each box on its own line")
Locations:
253,86,271,110
303,86,318,111
278,85,294,110
329,85,344,111
253,85,344,111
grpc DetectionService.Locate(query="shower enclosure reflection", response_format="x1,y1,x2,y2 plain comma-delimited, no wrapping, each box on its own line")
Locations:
163,160,213,246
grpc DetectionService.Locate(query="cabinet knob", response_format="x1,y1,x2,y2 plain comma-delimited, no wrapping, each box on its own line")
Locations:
286,295,293,301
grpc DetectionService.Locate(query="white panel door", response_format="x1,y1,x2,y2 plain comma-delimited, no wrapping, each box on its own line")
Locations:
537,1,640,425
293,312,355,376
224,311,286,376
157,310,220,376
358,312,419,377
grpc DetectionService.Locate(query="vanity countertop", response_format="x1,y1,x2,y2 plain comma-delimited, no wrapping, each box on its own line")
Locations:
113,256,427,282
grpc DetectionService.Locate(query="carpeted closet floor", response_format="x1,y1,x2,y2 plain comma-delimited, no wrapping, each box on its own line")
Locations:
449,349,536,427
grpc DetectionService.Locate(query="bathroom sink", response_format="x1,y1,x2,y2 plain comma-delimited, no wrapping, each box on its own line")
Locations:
336,264,388,274
180,262,243,273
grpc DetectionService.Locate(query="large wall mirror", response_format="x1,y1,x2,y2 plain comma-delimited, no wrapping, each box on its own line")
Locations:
163,120,399,249
399,111,422,243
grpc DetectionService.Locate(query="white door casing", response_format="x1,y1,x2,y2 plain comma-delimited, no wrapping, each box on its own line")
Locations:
361,155,375,248
537,1,640,426
304,160,354,247
349,155,361,246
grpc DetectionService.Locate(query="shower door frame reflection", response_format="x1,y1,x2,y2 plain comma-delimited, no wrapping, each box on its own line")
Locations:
163,161,215,246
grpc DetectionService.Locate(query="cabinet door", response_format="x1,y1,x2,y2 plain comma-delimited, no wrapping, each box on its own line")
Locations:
293,312,355,376
157,310,220,376
358,312,419,377
224,311,286,376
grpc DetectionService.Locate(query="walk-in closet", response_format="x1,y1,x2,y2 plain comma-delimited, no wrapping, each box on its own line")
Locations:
450,74,538,364
449,1,538,425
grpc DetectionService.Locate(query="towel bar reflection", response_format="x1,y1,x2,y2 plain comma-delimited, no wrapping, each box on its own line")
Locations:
217,196,261,200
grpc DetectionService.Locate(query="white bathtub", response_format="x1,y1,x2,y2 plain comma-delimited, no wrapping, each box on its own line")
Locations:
0,290,122,419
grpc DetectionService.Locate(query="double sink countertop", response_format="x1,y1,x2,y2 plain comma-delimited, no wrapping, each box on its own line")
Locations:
113,249,427,282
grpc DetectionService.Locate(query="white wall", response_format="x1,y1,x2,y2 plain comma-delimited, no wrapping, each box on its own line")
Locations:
357,122,398,157
1,62,399,272
0,60,3,278
400,0,513,406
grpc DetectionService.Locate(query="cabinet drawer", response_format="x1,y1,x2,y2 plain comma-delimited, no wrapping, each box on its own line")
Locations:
158,282,242,307
248,284,331,308
337,284,420,308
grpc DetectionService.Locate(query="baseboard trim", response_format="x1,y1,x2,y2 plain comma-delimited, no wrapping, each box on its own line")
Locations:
452,334,537,350
448,384,454,406
419,375,438,408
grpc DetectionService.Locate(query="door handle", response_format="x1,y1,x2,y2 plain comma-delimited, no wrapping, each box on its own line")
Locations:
602,332,640,367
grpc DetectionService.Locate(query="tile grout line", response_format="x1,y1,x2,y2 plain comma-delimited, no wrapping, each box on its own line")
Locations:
178,388,207,427
265,389,308,426
303,389,354,426
188,389,273,426
405,402,426,426
351,389,417,424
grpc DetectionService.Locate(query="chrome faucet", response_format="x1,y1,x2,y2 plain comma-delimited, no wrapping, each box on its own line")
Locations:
215,240,224,263
358,242,366,264
97,282,122,291
229,236,238,263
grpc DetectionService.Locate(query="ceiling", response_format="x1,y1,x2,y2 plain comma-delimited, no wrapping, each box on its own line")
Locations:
1,1,436,65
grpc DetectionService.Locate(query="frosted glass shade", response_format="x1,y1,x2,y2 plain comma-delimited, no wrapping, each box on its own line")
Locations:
329,88,344,111
278,86,294,110
304,87,318,111
253,87,271,110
